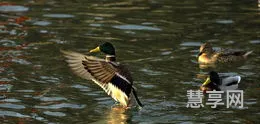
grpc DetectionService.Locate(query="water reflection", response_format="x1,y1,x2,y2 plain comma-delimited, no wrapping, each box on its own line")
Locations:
199,63,216,69
92,107,129,124
106,107,129,124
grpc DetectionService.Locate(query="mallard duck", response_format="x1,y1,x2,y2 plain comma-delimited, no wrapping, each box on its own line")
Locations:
61,42,143,108
200,71,241,91
198,42,253,64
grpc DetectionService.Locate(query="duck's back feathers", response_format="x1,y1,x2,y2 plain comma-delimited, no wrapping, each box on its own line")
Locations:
219,76,241,91
217,54,244,63
215,49,252,63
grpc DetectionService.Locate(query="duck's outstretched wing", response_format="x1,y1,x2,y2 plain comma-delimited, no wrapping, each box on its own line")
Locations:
61,50,142,107
82,57,116,84
82,58,133,95
83,56,138,106
61,50,117,92
61,50,93,80
61,50,134,105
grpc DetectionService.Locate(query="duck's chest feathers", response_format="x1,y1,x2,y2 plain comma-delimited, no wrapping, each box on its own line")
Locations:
199,53,218,64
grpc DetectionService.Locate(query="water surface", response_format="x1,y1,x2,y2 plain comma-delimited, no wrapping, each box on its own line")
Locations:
0,0,259,123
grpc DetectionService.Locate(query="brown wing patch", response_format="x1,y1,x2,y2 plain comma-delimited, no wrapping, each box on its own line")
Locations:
61,50,92,80
217,53,244,63
82,57,116,84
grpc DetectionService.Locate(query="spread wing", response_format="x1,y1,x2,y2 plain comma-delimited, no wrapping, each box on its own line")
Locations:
61,50,134,106
61,50,92,80
82,57,116,84
82,57,133,97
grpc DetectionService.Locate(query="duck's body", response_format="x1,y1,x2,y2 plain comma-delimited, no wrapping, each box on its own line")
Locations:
198,42,252,64
200,71,241,91
218,76,241,91
61,42,143,108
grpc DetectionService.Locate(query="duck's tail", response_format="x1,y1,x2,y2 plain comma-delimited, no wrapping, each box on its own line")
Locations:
235,76,241,84
131,87,143,108
243,51,253,58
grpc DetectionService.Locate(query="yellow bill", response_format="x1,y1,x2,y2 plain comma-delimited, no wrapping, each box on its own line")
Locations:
89,46,100,53
202,77,211,86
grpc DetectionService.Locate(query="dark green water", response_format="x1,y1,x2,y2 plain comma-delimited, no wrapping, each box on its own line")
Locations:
0,0,259,123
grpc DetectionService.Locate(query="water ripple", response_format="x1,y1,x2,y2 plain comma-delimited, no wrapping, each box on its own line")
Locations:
0,5,29,12
38,76,60,83
113,24,161,31
71,84,90,92
16,89,35,92
0,84,13,92
33,21,52,26
140,68,168,76
161,51,172,55
215,19,234,24
180,42,202,47
43,111,66,117
11,58,31,65
0,39,17,47
34,103,86,109
89,23,102,27
140,83,156,89
43,14,75,18
35,96,67,102
0,110,30,118
0,103,26,109
244,99,257,105
0,98,21,103
249,40,260,44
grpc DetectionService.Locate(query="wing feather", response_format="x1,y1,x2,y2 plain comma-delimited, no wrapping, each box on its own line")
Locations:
61,50,137,107
82,57,116,84
61,50,92,80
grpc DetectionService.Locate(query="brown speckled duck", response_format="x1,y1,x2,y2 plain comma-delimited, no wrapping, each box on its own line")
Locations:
61,42,143,108
198,42,253,64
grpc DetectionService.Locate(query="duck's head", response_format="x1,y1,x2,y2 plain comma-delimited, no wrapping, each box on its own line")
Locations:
200,71,221,91
202,71,221,86
198,42,214,56
89,42,115,56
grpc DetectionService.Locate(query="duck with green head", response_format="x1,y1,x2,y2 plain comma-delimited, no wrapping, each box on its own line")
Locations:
200,71,241,92
198,42,253,64
89,42,116,61
61,42,143,108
